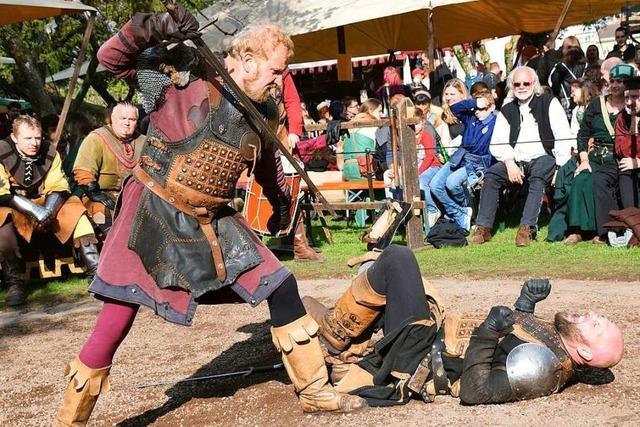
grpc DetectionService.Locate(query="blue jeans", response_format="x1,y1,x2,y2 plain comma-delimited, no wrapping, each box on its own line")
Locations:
419,166,440,214
431,162,469,220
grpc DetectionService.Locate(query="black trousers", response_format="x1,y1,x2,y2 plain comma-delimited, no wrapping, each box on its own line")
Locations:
619,170,640,209
475,154,556,228
267,274,306,327
365,245,429,332
592,161,621,236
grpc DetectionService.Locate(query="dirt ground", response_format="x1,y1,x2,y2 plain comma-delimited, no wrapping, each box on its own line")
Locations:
1,278,639,427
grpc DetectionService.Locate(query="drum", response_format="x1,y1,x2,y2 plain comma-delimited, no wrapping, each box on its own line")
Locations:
243,156,303,237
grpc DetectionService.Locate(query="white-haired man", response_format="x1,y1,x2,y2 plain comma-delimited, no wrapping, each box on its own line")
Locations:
469,66,574,246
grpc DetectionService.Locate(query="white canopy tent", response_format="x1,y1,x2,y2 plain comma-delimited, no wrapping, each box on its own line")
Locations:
0,0,96,25
200,0,637,64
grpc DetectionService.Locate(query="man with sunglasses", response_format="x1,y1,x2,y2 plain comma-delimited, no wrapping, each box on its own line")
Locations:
469,66,574,246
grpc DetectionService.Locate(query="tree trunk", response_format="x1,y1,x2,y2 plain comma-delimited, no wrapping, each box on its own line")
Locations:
0,31,56,116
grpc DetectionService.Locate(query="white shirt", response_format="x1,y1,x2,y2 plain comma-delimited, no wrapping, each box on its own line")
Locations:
490,96,575,166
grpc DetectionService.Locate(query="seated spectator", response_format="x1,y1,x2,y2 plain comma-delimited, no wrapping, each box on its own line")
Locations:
316,101,331,123
0,116,99,306
600,57,624,95
570,79,599,136
343,96,360,120
615,75,640,209
0,102,21,139
548,36,586,121
586,44,603,68
414,108,442,226
73,102,145,234
440,78,469,161
468,66,574,247
606,27,636,60
412,89,444,129
575,64,635,244
342,98,382,181
377,66,411,116
431,87,497,231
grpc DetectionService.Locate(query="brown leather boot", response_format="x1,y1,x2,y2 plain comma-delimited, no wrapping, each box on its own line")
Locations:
515,224,532,247
271,315,367,413
293,220,324,262
315,272,385,354
52,357,111,427
468,225,492,244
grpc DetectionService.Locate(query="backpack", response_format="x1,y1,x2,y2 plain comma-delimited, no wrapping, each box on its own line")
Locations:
426,219,469,248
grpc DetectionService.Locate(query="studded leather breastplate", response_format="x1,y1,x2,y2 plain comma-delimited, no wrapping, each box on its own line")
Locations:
138,81,268,212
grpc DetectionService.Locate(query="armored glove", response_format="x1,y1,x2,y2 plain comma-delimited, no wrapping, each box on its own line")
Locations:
479,306,514,337
514,279,551,313
131,3,200,46
267,192,292,235
81,182,116,211
9,192,66,231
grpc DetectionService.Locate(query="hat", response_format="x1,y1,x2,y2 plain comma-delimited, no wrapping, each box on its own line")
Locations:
610,63,637,80
625,76,640,91
316,100,330,111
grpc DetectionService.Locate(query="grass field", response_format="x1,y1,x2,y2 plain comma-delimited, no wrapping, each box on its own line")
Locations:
1,218,638,311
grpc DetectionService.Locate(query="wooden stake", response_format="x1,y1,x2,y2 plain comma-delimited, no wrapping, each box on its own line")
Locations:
52,13,95,145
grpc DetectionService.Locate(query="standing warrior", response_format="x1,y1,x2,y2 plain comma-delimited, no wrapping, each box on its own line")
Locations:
52,5,365,426
0,116,99,306
73,102,145,233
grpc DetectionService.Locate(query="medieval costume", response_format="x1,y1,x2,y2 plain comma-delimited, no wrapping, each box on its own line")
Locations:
0,138,99,306
73,125,145,233
304,245,575,406
52,7,364,426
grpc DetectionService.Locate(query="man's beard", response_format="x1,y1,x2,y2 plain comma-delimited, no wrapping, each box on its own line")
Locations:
554,312,585,343
245,78,275,103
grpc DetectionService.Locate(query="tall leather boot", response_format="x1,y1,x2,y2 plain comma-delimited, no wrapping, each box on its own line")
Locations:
74,235,99,282
2,252,26,306
314,272,385,354
271,314,367,413
52,357,111,427
293,220,324,262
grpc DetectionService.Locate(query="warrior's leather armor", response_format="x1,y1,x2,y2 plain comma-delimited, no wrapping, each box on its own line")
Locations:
129,80,278,298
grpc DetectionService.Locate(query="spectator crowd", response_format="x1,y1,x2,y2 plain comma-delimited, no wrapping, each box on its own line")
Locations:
2,26,640,308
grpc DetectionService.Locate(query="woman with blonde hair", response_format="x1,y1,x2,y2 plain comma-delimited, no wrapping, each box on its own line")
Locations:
439,78,469,161
342,98,383,181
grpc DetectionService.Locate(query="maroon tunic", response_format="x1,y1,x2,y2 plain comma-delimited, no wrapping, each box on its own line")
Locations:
89,20,291,326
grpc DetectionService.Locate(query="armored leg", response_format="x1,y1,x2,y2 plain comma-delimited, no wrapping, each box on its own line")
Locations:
271,314,367,413
52,357,111,427
74,235,99,282
313,271,385,354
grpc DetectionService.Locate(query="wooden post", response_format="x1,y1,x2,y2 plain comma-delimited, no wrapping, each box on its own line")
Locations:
52,13,95,145
545,0,574,50
395,100,424,249
427,7,435,70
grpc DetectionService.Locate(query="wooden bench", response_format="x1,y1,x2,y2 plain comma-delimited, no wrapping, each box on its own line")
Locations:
301,180,388,192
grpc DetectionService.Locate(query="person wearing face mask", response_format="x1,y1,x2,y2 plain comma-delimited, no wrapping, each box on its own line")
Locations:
72,102,145,234
469,66,575,246
51,7,366,426
302,245,624,407
548,37,587,122
0,116,99,306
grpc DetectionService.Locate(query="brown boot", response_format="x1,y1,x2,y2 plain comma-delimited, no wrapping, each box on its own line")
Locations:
293,220,324,262
515,224,532,247
315,272,385,354
468,225,492,244
2,252,26,306
52,357,110,427
271,315,367,413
